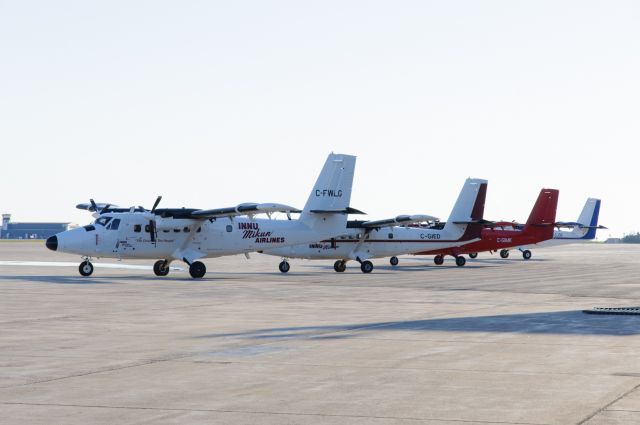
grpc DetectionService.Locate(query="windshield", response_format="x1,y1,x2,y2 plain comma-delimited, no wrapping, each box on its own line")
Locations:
95,216,112,227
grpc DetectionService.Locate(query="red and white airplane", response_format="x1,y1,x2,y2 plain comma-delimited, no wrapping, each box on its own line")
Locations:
415,188,559,263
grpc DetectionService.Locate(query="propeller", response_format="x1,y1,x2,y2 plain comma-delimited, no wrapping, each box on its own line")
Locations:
147,196,162,244
151,196,162,213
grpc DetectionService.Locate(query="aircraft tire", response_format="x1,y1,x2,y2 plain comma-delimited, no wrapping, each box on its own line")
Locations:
79,261,94,277
189,261,206,278
455,256,466,267
390,256,399,266
334,260,347,273
278,261,290,273
360,260,374,274
500,249,510,259
434,255,444,265
468,252,478,259
522,250,532,260
153,260,170,276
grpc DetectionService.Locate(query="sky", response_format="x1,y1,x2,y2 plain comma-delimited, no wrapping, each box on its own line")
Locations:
1,1,638,238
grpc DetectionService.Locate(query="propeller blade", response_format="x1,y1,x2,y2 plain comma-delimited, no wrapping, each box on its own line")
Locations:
89,199,98,212
151,196,162,213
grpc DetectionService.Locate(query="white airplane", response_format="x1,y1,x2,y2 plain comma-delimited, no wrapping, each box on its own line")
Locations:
262,178,489,273
499,197,606,258
45,153,357,278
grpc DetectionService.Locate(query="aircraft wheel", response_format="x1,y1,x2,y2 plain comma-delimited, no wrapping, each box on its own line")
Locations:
334,260,347,273
434,255,444,265
468,252,478,259
522,250,532,260
153,260,170,276
455,256,466,267
79,261,94,277
278,261,290,273
360,260,374,274
189,261,206,278
500,249,510,259
390,256,399,266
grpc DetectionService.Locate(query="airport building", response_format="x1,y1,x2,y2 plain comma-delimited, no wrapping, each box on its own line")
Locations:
1,214,71,240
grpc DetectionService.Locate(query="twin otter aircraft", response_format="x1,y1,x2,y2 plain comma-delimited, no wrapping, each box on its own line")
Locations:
46,153,357,278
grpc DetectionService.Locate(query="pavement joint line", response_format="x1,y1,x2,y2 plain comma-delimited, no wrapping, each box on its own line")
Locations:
576,381,640,424
0,353,196,389
0,402,552,425
167,359,640,378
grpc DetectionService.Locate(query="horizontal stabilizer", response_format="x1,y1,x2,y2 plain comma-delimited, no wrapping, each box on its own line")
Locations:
554,222,608,229
192,203,301,219
361,214,439,229
309,207,366,215
76,202,118,212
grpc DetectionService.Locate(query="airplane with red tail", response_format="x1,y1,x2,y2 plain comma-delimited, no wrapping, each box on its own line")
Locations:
415,188,559,265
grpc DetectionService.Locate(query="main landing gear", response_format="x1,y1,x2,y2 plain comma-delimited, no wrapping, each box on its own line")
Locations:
468,252,478,259
332,259,374,273
189,261,206,278
499,249,510,259
79,260,94,276
278,260,291,273
360,260,374,274
153,260,170,276
433,255,466,266
390,256,399,266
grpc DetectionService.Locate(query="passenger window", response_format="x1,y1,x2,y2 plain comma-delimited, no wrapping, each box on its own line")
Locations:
173,229,180,233
226,225,233,233
144,224,151,232
110,219,120,230
134,224,141,233
183,227,190,233
388,233,393,239
197,227,202,233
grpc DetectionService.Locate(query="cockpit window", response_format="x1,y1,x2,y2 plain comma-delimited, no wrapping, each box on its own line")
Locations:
83,225,96,232
95,216,112,227
110,218,121,230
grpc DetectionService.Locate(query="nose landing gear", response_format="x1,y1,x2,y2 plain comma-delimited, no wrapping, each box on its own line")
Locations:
79,260,94,277
153,260,170,276
333,260,347,272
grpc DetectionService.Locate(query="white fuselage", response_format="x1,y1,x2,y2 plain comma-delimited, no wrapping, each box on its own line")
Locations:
55,213,344,263
265,224,478,261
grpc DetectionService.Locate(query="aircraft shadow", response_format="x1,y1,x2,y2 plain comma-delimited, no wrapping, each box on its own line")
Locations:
197,310,640,339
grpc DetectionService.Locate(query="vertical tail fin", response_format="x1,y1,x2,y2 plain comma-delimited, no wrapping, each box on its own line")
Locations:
523,189,559,240
577,198,601,239
443,178,489,240
299,153,357,231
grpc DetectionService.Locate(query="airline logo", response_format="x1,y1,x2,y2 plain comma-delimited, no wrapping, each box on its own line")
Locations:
238,223,285,244
315,189,343,197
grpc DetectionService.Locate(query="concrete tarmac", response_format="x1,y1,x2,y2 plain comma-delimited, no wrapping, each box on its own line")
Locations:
1,241,640,425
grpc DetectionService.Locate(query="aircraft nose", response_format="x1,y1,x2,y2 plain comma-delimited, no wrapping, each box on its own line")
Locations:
46,235,58,251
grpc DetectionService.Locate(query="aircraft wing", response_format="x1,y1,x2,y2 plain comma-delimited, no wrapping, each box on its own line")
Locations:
360,214,439,229
453,219,496,226
191,203,301,220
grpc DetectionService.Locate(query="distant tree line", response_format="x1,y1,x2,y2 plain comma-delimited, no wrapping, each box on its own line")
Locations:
623,233,640,243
